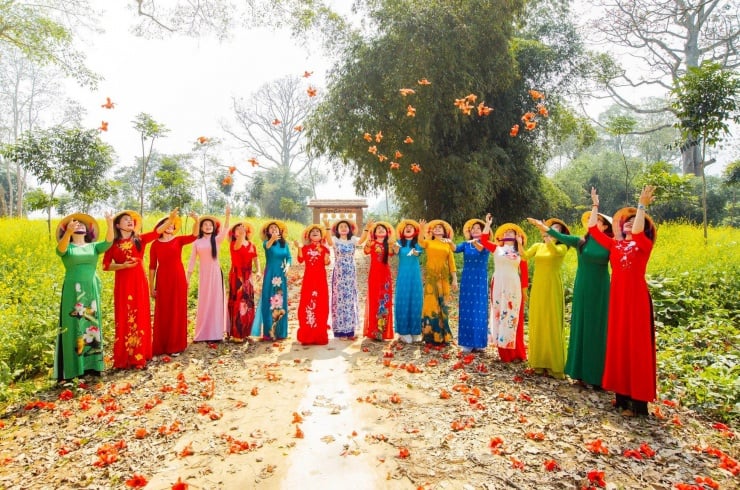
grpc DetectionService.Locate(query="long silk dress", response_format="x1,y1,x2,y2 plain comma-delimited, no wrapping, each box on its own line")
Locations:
149,235,196,355
187,228,228,342
363,240,395,340
330,237,360,338
454,241,489,350
480,238,520,349
394,240,423,338
549,229,611,386
252,241,292,340
498,260,529,362
420,238,456,345
589,225,656,402
104,231,158,369
55,240,112,380
296,243,330,345
521,240,569,377
228,240,258,340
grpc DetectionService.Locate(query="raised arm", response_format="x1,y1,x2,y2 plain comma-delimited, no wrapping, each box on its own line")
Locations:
632,185,655,236
479,213,497,252
322,218,334,247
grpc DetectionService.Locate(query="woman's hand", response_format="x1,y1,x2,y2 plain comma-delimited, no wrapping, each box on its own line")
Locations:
527,217,548,233
590,187,600,208
639,185,656,207
485,213,493,226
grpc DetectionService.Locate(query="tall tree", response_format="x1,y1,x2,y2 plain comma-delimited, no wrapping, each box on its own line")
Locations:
150,154,196,212
0,46,68,217
583,0,739,175
224,76,318,179
224,76,324,215
309,0,590,225
132,113,169,215
1,126,113,235
671,61,740,240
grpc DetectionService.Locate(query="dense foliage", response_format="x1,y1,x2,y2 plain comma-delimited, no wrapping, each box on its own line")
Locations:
309,0,592,227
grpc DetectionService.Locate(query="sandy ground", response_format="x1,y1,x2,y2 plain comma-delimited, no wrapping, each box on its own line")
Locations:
0,251,737,489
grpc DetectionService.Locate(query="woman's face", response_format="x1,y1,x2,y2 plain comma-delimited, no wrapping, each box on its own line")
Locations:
268,223,281,237
309,228,322,241
201,219,214,234
470,223,482,238
623,217,635,234
337,222,350,236
503,230,516,241
117,214,134,232
72,221,88,234
432,224,445,237
374,225,387,239
233,224,245,238
597,217,608,232
403,224,416,238
163,222,175,235
551,223,563,232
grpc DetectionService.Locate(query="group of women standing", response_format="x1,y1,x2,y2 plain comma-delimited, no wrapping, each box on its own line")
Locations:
526,186,658,416
54,185,658,417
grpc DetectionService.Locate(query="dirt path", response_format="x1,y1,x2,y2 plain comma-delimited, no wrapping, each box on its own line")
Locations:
0,252,737,489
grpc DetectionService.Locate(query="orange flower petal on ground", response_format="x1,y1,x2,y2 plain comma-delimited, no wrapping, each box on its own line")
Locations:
197,136,209,144
134,427,148,439
585,439,609,454
398,447,410,458
228,166,236,173
410,163,421,173
399,88,416,96
101,97,115,109
179,442,194,457
99,121,108,132
390,162,400,170
543,459,559,471
377,154,388,162
363,132,373,142
272,119,281,125
417,78,431,85
404,136,414,144
522,112,536,122
294,425,304,438
303,71,313,78
536,103,549,117
294,125,303,132
222,176,233,186
307,86,317,97
528,89,544,100
171,477,189,490
375,131,383,142
292,412,303,423
525,121,537,131
406,105,416,117
510,124,519,137
248,158,259,167
368,145,377,155
394,150,403,159
389,393,402,404
125,474,148,488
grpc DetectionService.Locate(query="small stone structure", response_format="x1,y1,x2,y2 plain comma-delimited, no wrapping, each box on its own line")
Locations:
307,199,369,230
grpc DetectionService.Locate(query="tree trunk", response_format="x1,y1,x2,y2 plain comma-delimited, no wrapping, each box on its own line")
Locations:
681,140,702,176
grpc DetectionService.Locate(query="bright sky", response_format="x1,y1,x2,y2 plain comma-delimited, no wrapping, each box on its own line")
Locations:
64,1,369,202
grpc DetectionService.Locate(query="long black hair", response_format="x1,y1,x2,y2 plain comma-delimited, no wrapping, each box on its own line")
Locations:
198,219,218,258
113,213,142,251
